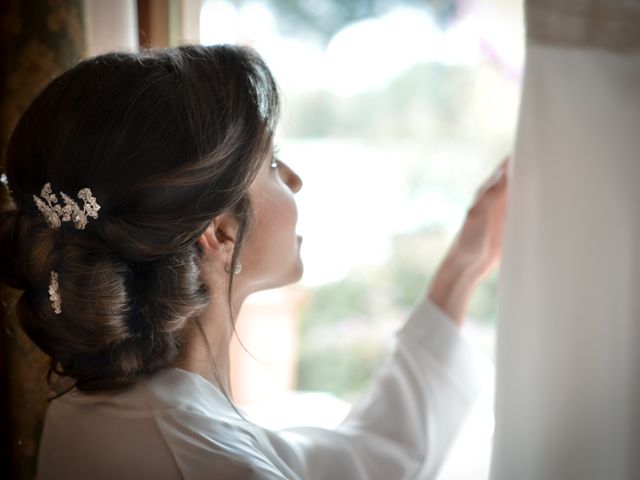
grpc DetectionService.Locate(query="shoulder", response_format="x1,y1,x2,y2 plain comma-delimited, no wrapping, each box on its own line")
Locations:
53,368,226,414
43,369,288,479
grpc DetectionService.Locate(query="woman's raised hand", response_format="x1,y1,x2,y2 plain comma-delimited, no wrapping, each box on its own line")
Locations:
427,156,510,326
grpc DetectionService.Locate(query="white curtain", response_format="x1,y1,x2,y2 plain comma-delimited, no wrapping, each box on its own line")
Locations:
490,1,640,479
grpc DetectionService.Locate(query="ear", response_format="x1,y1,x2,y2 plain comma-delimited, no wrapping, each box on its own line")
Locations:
198,212,239,259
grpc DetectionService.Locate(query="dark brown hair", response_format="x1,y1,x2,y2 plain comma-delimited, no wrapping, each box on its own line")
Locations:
0,44,280,394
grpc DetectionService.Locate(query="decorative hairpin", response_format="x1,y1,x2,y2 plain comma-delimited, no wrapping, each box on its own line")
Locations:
33,182,101,314
32,182,100,230
48,271,62,315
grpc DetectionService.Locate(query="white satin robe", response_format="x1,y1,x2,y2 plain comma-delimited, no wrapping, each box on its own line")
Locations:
36,297,488,480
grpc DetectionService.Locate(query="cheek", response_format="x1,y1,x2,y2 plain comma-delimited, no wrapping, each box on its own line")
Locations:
261,188,297,244
248,184,298,265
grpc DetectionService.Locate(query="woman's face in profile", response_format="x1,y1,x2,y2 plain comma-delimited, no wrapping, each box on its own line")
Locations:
240,146,304,292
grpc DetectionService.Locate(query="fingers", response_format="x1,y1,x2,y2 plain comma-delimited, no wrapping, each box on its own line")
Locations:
488,155,510,189
473,155,510,204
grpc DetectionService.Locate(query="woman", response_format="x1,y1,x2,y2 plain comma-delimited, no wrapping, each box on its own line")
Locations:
0,44,508,479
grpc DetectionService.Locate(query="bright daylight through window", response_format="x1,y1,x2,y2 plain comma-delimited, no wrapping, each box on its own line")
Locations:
200,1,523,478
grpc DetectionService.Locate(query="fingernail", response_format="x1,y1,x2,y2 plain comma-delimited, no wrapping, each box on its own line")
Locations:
489,170,504,187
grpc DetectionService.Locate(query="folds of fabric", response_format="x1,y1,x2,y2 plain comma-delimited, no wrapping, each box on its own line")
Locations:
36,297,490,480
490,1,640,478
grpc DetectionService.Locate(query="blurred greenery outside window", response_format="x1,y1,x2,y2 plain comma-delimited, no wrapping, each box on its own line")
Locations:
201,0,523,404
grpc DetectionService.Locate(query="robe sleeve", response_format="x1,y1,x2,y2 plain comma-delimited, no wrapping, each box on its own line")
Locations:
262,296,491,480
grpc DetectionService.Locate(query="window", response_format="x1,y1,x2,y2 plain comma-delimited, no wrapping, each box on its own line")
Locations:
200,1,524,477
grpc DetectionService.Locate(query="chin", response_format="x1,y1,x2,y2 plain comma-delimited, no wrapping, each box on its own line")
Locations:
290,257,304,283
278,256,304,287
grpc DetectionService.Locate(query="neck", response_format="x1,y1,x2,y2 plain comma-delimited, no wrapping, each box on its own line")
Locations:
171,285,247,398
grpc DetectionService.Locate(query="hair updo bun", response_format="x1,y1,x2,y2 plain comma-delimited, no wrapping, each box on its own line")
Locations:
18,242,208,392
0,44,280,393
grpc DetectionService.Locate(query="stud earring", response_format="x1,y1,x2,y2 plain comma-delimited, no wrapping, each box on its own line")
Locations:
224,262,242,275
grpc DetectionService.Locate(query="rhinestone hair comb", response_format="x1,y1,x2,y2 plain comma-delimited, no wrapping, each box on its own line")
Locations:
32,182,100,230
33,182,101,314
